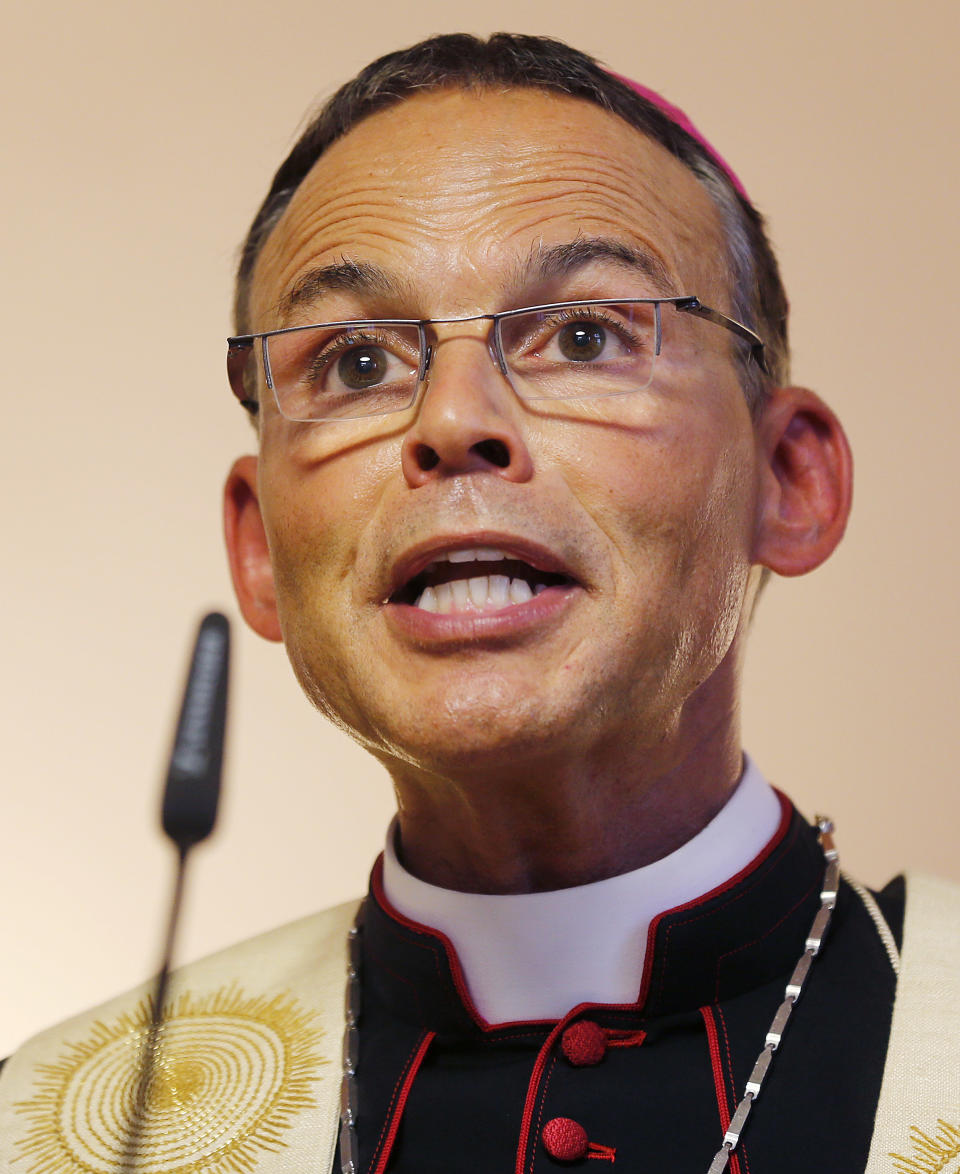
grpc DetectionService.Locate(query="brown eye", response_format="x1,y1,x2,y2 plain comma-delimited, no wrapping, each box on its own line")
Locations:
338,346,388,388
558,322,606,361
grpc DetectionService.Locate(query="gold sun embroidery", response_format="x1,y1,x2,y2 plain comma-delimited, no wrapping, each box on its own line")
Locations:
14,985,327,1174
891,1120,960,1174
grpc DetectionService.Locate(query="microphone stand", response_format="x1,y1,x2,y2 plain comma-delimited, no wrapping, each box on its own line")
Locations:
118,612,230,1171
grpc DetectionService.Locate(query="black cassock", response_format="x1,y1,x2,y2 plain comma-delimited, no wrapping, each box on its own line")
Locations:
341,803,901,1174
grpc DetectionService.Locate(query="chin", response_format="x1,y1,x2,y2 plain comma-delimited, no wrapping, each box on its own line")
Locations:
369,682,584,779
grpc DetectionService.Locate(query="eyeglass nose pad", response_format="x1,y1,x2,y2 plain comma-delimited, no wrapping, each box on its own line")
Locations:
419,343,434,388
490,329,510,379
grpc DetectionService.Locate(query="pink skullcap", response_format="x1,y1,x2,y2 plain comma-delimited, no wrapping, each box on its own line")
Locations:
611,73,749,201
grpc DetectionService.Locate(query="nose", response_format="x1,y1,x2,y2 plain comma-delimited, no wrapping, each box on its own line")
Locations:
400,335,535,488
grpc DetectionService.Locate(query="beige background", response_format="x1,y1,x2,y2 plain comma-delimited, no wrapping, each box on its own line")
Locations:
1,0,957,1057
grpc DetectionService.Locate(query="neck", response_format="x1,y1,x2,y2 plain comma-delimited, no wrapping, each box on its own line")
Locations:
382,759,782,1020
390,720,744,894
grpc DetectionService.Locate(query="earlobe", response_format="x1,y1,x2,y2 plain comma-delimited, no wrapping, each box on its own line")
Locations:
223,455,283,642
753,387,854,577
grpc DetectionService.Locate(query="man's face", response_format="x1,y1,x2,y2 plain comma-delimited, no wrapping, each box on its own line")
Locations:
235,88,763,783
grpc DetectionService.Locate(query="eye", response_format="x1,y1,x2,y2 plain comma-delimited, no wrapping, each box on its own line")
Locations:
303,328,419,396
337,345,390,389
267,323,422,420
528,307,644,366
556,321,607,362
499,303,660,400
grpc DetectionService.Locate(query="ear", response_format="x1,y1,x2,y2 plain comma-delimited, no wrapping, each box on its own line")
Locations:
223,455,283,642
752,387,853,576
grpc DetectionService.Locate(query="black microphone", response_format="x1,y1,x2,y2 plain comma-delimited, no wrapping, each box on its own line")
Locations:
120,611,231,1170
162,611,230,852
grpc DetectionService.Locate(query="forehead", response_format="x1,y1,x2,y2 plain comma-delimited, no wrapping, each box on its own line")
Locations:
250,88,729,327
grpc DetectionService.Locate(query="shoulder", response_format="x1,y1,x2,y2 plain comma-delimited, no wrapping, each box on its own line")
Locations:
862,874,960,1171
901,869,960,913
897,871,960,977
0,898,359,1143
842,869,960,960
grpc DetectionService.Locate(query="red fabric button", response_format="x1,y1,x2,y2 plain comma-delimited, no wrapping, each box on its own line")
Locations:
542,1117,589,1162
561,1020,607,1066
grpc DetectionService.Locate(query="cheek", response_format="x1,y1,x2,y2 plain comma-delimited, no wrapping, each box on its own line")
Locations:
573,416,756,610
260,433,396,595
259,459,357,632
663,443,758,671
257,462,375,727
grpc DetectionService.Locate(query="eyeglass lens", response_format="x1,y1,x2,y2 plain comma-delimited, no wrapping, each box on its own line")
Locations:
244,302,667,422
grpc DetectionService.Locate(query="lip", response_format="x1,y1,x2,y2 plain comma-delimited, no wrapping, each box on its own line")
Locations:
384,579,580,645
384,531,581,602
380,530,585,646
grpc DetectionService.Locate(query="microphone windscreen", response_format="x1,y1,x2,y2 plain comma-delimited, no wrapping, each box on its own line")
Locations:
161,612,230,850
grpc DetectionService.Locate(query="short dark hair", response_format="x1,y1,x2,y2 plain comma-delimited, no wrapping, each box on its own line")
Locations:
234,32,789,411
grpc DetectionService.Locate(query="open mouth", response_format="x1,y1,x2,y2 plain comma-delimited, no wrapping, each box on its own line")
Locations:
390,547,575,614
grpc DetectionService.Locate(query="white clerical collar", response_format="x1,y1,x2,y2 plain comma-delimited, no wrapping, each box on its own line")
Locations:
382,757,783,1024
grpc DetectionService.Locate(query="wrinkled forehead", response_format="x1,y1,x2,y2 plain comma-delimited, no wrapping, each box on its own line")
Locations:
249,88,731,329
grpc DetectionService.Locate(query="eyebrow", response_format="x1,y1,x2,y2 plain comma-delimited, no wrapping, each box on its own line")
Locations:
526,237,677,296
277,236,677,323
278,260,411,322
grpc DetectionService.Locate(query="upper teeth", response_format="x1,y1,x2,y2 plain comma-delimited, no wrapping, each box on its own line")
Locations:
409,547,550,614
431,547,509,566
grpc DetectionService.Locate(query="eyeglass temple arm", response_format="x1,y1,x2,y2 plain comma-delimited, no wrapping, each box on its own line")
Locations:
673,297,769,375
227,340,260,415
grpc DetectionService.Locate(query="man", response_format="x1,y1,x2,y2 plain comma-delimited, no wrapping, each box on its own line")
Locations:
1,32,957,1174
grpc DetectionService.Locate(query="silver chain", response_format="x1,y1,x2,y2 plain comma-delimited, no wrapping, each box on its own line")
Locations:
339,816,840,1174
705,815,839,1172
340,903,364,1174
